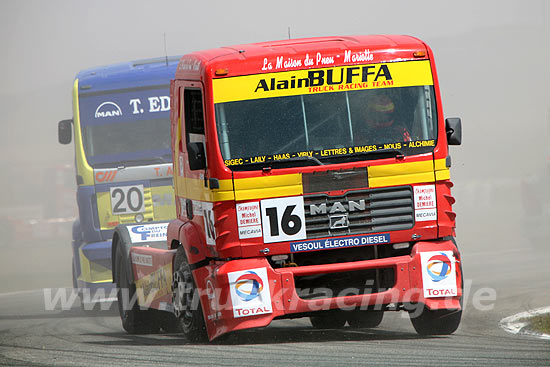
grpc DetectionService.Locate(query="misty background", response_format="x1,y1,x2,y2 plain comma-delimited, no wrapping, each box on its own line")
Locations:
0,0,548,294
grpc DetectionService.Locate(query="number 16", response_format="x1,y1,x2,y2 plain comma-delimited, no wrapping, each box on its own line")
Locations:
261,196,306,243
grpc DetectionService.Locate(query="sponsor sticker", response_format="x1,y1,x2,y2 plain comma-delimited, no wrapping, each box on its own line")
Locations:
236,202,262,239
205,279,218,319
192,200,204,216
420,251,458,298
414,184,437,222
131,252,153,267
290,233,390,253
228,267,272,318
202,202,216,246
134,263,172,305
127,223,168,243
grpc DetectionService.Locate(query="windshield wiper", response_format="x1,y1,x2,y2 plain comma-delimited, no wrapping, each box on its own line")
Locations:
282,155,325,166
94,156,172,169
233,155,325,171
349,148,405,159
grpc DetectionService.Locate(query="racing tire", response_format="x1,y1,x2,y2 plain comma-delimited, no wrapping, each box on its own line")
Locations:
114,244,159,334
409,305,462,336
409,260,463,336
310,311,347,329
172,247,207,342
159,311,182,334
346,310,384,328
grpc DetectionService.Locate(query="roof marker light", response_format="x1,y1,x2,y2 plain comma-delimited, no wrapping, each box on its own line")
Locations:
215,68,229,76
413,51,426,58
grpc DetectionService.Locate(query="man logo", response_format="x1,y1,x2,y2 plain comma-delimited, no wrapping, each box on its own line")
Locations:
309,199,366,216
95,101,122,118
329,214,349,229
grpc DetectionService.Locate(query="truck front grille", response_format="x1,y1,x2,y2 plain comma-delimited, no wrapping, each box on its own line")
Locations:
304,186,414,239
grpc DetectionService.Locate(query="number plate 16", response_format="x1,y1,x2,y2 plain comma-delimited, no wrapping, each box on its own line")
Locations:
261,196,306,244
110,185,145,214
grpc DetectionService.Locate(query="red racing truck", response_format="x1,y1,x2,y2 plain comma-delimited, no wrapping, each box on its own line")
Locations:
112,35,463,341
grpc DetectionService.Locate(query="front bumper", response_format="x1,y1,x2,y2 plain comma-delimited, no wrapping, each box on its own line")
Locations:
194,240,462,340
75,240,114,298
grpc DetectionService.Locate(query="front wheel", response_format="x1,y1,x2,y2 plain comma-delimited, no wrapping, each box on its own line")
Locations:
409,305,462,335
172,247,207,342
115,244,158,334
410,261,463,336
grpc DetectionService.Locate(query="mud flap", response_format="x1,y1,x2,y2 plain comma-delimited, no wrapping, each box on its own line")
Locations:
409,240,462,311
111,221,171,286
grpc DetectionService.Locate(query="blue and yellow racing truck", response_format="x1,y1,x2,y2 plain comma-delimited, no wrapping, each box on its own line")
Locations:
58,57,179,306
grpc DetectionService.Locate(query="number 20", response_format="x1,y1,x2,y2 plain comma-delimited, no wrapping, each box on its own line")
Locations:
110,185,144,214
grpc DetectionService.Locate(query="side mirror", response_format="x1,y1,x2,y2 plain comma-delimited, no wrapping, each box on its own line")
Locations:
187,142,206,170
445,117,462,146
58,119,73,144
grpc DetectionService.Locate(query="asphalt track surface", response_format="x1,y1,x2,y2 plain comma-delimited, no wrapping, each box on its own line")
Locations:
1,235,549,367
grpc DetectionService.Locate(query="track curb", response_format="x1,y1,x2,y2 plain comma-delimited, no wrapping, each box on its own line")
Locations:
499,306,550,340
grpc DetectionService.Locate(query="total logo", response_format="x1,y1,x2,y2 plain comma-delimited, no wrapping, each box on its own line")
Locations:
95,101,122,118
426,252,452,282
420,250,458,299
228,267,272,318
234,271,264,302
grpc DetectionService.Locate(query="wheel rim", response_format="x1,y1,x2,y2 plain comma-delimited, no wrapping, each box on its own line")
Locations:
172,268,195,328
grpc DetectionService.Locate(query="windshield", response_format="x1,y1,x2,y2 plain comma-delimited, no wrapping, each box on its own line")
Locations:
215,85,437,170
78,85,171,167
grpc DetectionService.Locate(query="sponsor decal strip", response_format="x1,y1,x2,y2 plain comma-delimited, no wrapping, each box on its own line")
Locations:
94,164,173,184
224,140,436,167
213,60,433,103
290,233,390,253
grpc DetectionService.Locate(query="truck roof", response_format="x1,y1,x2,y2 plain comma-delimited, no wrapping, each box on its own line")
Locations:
76,56,181,93
176,35,429,79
